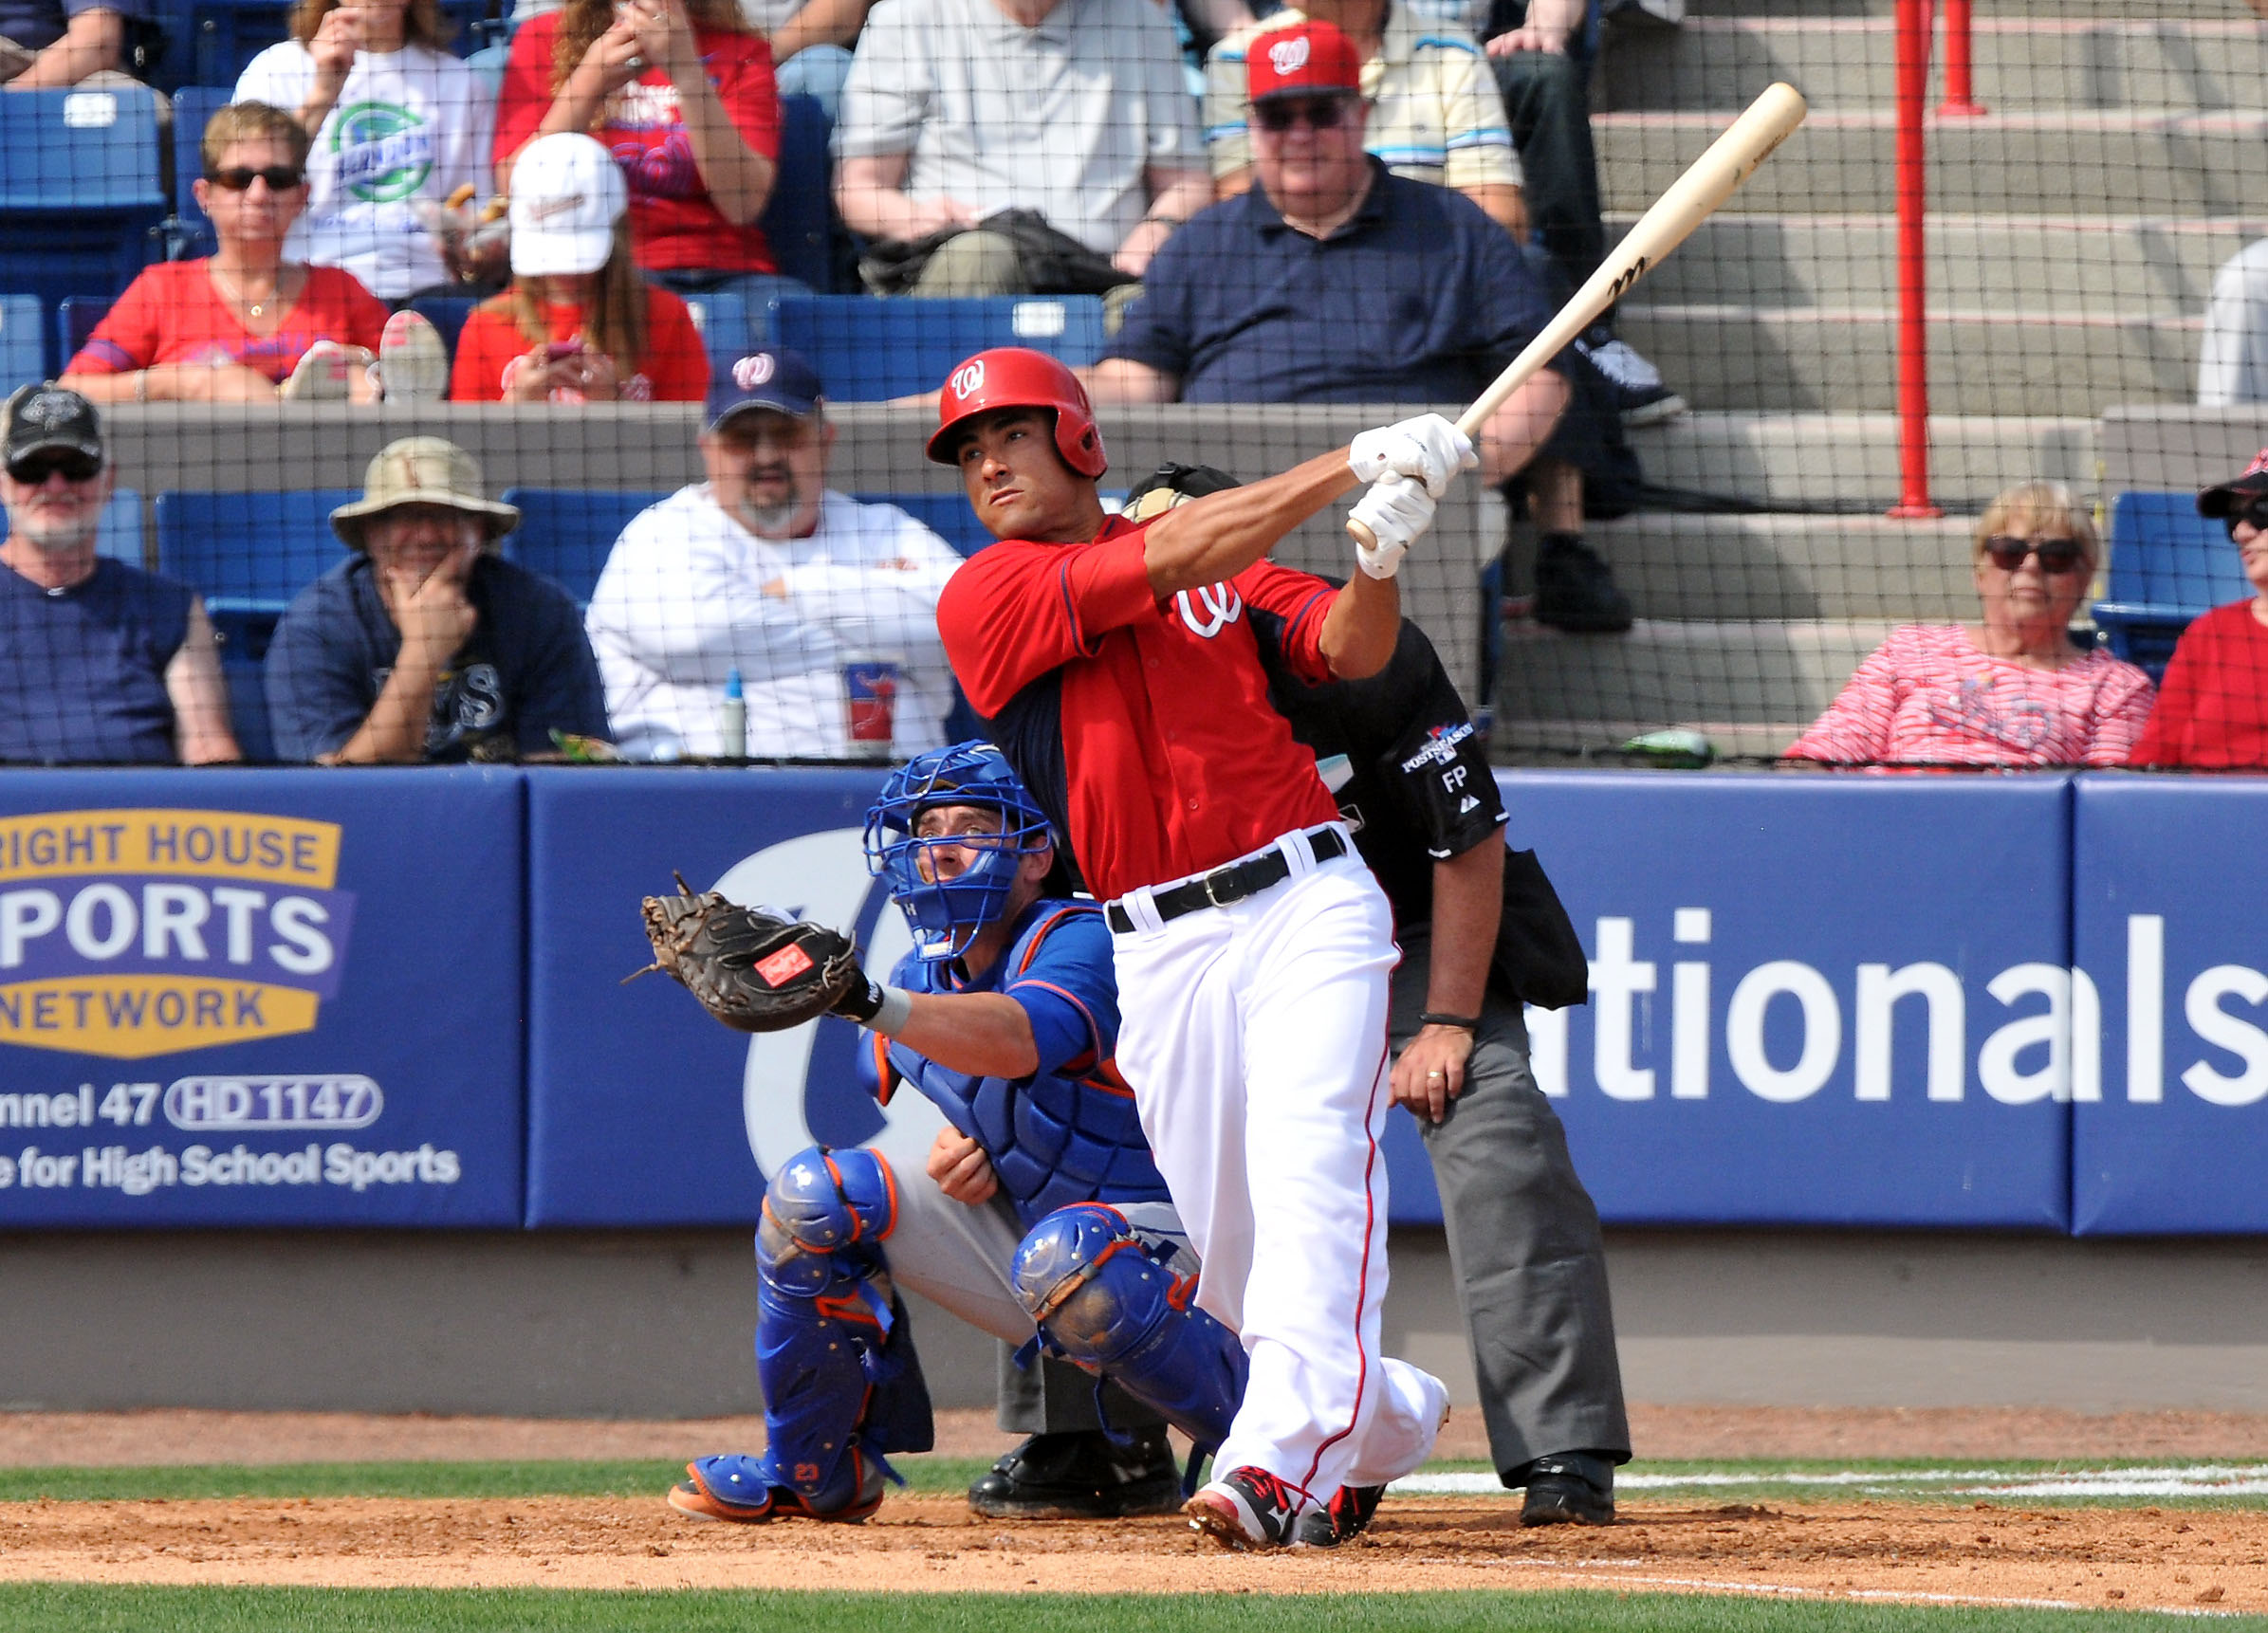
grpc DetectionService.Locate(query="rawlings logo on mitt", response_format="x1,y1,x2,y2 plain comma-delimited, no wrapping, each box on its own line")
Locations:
633,873,865,1034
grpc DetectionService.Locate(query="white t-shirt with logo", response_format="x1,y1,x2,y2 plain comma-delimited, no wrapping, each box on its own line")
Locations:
234,43,495,300
585,486,968,761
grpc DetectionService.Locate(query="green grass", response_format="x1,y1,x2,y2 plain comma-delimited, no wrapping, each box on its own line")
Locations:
4,1456,2265,1509
0,1586,2254,1633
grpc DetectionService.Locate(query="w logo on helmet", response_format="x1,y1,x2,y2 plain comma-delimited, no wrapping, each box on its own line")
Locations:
1174,582,1244,639
950,360,986,400
1268,35,1311,73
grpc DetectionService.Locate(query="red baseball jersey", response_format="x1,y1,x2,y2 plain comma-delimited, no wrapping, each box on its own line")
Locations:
936,515,1349,903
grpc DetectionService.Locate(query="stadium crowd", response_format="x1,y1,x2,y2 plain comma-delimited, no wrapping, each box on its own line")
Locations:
1,0,2262,769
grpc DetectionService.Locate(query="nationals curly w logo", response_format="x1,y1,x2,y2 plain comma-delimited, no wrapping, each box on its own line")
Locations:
950,360,986,399
1173,582,1244,639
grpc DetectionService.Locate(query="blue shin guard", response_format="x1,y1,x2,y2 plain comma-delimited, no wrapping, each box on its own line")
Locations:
1011,1202,1246,1458
752,1146,933,1513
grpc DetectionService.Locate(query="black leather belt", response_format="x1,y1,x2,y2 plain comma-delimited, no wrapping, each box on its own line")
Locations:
1105,827,1348,934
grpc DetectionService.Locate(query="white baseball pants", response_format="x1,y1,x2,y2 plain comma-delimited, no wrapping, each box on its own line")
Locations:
1108,827,1447,1504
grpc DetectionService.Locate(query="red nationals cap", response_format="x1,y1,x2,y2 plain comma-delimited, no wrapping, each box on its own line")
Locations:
1246,20,1361,102
2198,446,2268,518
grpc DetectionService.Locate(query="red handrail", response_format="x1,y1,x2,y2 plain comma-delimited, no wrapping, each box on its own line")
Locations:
1938,0,1987,118
1890,0,1941,518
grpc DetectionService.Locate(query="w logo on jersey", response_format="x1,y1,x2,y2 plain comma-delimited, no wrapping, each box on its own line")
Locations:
1173,582,1244,639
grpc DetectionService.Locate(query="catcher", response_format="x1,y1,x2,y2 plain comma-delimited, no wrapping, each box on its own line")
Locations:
639,742,1245,1523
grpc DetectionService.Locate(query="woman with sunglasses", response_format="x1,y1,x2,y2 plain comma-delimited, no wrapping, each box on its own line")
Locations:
1784,481,2155,770
232,0,494,304
2129,453,2268,769
61,102,391,405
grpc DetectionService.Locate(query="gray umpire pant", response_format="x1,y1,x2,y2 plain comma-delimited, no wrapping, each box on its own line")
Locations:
1391,924,1632,1478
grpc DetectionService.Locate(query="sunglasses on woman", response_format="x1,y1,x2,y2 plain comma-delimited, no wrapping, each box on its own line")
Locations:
1982,535,2084,574
7,450,102,486
206,166,305,192
2221,497,2268,539
1253,97,1355,134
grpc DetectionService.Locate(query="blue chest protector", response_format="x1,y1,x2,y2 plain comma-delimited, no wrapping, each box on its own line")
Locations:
870,898,1171,1230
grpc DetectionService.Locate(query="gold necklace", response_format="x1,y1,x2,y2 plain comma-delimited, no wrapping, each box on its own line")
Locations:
212,265,286,319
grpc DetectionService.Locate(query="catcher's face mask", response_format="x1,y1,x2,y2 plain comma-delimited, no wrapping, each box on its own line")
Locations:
864,742,1053,961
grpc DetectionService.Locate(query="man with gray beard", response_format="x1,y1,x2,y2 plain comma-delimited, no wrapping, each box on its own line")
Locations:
0,383,239,765
585,347,968,760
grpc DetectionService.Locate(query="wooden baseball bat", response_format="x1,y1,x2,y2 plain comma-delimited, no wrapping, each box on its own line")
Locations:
1350,81,1808,547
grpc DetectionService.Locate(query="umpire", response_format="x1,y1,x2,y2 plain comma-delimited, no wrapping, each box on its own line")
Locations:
1124,465,1630,1528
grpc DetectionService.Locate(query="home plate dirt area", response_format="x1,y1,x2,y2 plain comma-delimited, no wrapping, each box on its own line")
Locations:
0,1407,2263,1613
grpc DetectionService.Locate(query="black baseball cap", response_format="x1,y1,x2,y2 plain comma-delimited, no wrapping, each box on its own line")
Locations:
2,383,104,471
2196,447,2268,518
707,347,825,431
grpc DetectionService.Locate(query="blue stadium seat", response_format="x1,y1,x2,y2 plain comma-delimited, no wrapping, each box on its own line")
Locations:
55,296,115,374
2092,491,2254,682
681,290,754,383
861,491,990,558
0,295,41,394
0,487,140,560
497,487,669,605
155,487,360,659
163,87,230,261
762,93,834,295
223,655,276,762
0,88,167,374
770,295,1107,401
409,293,478,363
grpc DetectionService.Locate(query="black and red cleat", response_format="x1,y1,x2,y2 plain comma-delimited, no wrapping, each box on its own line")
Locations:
1185,1465,1303,1550
1293,1482,1384,1547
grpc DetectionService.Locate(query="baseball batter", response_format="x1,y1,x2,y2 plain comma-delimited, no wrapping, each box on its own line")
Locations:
663,743,1245,1524
930,348,1470,1548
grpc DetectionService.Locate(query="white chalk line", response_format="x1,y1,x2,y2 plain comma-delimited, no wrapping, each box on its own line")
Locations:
1392,1464,2268,1499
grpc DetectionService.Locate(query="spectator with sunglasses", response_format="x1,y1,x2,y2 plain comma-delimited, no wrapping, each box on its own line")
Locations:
1784,481,2154,770
0,385,240,766
2129,452,2268,770
62,101,395,404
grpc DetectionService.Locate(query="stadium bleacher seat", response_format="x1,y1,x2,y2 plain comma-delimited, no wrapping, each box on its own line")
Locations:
498,487,667,605
0,88,166,375
2092,491,2254,682
762,93,834,295
163,87,230,261
409,294,478,364
55,296,115,373
872,491,990,558
769,295,1106,401
155,487,360,662
0,488,141,562
0,296,42,394
681,291,754,384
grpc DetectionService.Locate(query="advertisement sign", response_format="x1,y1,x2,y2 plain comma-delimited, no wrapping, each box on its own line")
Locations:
0,770,524,1226
1494,772,2074,1229
526,767,948,1228
2071,776,2268,1236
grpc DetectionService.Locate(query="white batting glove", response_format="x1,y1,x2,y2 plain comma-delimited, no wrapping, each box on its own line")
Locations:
1347,413,1478,499
1350,475,1436,578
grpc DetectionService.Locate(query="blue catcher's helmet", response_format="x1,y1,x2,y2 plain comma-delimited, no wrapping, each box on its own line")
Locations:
864,742,1054,961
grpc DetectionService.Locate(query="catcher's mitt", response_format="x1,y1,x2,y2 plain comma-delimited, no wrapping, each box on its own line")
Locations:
634,873,865,1033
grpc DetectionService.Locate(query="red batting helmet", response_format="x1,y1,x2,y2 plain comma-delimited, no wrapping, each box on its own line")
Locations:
926,348,1107,478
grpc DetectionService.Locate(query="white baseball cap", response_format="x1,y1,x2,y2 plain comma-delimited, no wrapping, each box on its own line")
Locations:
507,133,628,278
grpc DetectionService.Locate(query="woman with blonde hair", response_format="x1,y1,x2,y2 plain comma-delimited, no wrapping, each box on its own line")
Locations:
449,132,709,402
1785,481,2155,768
63,101,392,404
234,0,493,305
493,0,798,308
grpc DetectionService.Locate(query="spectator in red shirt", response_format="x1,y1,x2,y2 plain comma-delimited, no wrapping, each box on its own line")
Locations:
2130,450,2268,769
450,132,710,403
494,0,798,310
62,101,392,403
1785,481,2155,770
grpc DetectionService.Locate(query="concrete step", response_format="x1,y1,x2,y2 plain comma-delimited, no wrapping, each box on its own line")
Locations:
1682,0,2249,19
1582,512,1982,622
1602,18,2268,114
1595,109,2268,216
1495,616,1894,727
1616,214,2262,315
1617,303,2197,415
1622,411,2099,511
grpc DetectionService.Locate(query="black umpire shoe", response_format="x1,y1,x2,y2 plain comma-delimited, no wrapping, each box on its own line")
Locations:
1534,534,1635,634
1517,1450,1617,1527
967,1426,1182,1519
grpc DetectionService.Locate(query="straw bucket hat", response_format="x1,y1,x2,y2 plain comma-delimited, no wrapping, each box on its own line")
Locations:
329,437,522,548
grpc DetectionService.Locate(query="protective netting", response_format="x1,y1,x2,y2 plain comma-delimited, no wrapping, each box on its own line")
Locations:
1,0,2263,772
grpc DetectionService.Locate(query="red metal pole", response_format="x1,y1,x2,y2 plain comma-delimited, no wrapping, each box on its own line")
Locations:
1890,0,1941,519
1938,0,1986,117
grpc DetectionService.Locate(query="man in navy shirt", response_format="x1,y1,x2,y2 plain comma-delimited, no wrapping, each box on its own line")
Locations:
1094,19,1636,633
0,383,238,765
265,437,609,763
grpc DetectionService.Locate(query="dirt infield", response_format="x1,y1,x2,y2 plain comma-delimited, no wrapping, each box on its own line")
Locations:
10,1404,2268,1468
0,1492,2262,1612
